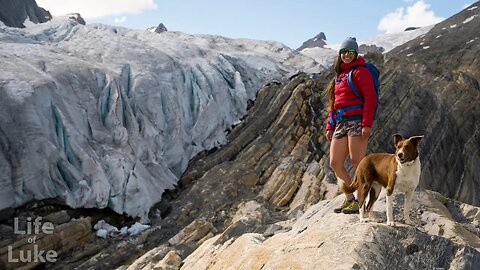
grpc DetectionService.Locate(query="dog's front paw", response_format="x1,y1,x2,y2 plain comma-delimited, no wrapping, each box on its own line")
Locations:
386,221,395,226
360,218,368,223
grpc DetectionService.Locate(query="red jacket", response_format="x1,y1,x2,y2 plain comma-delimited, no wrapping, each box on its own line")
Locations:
326,56,377,130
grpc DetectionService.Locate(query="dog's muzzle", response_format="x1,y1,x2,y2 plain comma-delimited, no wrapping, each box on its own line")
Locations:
397,152,407,163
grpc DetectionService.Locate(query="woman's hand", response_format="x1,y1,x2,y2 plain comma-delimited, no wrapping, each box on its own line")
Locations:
362,126,372,139
326,130,333,141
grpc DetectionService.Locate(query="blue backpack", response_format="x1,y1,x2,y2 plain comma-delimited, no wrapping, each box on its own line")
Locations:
347,63,380,118
329,63,380,126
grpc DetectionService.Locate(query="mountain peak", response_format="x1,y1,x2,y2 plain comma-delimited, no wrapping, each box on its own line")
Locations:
312,32,326,41
154,23,168,33
147,23,168,33
297,32,327,51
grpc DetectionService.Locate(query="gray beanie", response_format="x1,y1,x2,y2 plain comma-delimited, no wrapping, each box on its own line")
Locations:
339,37,358,52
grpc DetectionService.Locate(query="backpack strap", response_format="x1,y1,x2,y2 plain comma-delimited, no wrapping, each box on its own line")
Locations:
347,67,364,103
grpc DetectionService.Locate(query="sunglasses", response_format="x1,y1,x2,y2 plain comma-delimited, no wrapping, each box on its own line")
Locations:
340,49,357,55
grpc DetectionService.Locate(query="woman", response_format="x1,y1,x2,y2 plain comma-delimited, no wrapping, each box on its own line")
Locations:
325,37,377,214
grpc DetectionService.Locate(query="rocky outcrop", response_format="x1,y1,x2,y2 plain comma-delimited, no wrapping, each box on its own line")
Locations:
0,0,52,28
182,190,480,269
125,249,182,270
359,44,385,54
172,73,325,226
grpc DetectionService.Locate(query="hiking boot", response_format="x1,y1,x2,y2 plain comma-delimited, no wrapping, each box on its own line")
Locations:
342,200,359,214
334,199,352,213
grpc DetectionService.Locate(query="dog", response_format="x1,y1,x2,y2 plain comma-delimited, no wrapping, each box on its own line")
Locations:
341,134,423,226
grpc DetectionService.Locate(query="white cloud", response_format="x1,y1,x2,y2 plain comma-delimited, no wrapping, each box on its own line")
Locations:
36,0,157,19
378,1,444,34
114,16,127,24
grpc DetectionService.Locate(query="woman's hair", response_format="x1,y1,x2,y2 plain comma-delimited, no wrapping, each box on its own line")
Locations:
325,52,358,111
326,55,343,111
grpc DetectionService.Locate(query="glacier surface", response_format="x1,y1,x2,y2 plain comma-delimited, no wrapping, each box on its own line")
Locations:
0,17,319,220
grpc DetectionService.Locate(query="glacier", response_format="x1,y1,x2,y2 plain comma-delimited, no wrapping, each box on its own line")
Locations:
0,17,319,221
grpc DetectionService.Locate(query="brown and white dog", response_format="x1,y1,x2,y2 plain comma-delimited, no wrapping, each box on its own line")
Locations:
341,134,424,226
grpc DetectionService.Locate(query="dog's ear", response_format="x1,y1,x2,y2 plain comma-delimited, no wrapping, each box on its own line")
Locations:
393,134,404,147
410,135,424,147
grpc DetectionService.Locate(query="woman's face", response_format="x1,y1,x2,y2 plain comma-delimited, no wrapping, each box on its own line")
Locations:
340,49,357,64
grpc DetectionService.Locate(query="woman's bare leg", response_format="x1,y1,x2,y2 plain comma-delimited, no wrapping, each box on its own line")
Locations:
348,135,369,203
330,136,351,186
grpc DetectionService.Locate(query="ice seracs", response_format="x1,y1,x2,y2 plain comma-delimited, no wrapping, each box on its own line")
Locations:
0,17,318,221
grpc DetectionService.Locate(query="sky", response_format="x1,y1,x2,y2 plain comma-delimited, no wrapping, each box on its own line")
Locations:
36,0,472,49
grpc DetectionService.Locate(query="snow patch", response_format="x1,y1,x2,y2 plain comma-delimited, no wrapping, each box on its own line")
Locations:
435,35,442,39
128,222,151,235
94,220,151,238
463,15,477,24
450,24,457,28
467,6,478,11
407,53,414,57
423,46,430,49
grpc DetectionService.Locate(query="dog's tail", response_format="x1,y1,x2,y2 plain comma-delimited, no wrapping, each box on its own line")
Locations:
339,175,359,194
